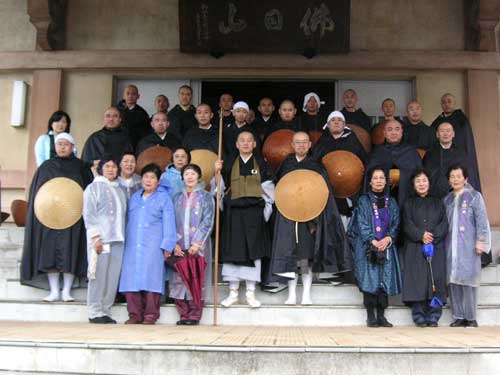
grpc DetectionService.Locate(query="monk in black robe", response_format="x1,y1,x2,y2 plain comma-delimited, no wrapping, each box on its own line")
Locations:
182,103,219,154
365,119,422,208
265,100,301,139
116,85,151,149
402,169,448,327
340,89,372,132
81,107,133,164
212,93,235,128
402,101,436,151
21,133,92,302
253,97,278,142
223,101,262,159
430,93,481,192
423,122,479,198
136,112,181,156
300,92,325,133
216,131,274,308
312,111,367,218
168,85,197,139
270,132,352,305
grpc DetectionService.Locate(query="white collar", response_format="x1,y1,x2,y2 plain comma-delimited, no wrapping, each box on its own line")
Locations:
95,175,119,187
240,154,253,163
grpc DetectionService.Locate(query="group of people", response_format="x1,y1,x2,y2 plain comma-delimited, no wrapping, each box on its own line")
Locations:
20,83,491,329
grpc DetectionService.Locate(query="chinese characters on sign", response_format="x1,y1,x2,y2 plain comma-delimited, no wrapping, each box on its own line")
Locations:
179,0,350,54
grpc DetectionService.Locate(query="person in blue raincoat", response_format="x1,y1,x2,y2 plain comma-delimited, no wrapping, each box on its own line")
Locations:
348,166,401,328
119,163,176,324
160,146,191,198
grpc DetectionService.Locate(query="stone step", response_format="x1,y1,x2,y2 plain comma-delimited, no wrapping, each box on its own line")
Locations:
1,300,500,326
5,278,500,306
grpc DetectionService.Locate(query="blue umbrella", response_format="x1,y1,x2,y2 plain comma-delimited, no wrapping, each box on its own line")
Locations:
422,243,444,308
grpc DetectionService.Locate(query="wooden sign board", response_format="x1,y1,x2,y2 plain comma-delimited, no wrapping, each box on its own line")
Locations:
179,0,350,55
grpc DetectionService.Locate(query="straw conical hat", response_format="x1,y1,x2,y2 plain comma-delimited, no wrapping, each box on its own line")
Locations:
190,149,218,190
11,199,28,227
321,150,365,198
136,146,172,174
34,177,83,230
275,169,329,222
347,123,372,153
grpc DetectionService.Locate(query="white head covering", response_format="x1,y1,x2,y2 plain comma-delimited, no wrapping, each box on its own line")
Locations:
232,101,250,112
302,92,324,112
323,111,346,130
54,132,75,145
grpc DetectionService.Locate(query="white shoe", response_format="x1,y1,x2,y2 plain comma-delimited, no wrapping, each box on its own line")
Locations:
221,290,239,307
61,291,75,302
43,291,60,302
284,294,297,305
245,290,261,308
301,294,312,305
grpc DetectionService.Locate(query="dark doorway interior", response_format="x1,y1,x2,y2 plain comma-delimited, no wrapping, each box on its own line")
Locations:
201,80,335,122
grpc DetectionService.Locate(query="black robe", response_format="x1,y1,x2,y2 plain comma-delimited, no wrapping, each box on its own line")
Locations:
402,119,437,151
300,112,325,133
269,154,352,280
364,142,422,208
423,143,477,199
135,132,181,156
264,118,301,140
168,104,197,139
252,113,278,142
182,125,219,154
81,126,133,163
311,129,368,216
401,196,448,304
430,109,482,192
341,107,372,132
20,155,93,289
213,112,235,129
220,154,273,265
117,100,151,149
222,122,262,160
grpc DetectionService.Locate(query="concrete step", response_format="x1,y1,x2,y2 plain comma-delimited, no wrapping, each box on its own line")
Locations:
1,300,500,327
5,278,500,306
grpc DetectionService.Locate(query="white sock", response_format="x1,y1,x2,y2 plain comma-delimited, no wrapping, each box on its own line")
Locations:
62,273,75,300
245,280,256,292
285,275,297,305
229,281,240,292
301,269,313,305
47,273,59,294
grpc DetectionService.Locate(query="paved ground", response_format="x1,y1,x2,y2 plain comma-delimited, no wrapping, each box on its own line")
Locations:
1,321,500,349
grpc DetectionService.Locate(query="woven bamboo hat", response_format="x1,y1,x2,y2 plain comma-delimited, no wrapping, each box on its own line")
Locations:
322,150,365,198
275,169,329,222
190,149,218,190
34,177,83,230
262,129,295,171
136,146,172,174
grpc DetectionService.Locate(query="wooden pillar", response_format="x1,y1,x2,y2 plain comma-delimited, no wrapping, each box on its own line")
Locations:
467,69,500,225
25,70,62,192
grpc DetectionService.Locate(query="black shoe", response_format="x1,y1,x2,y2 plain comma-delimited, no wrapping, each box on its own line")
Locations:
377,316,393,328
367,318,379,328
102,316,117,324
176,320,188,325
450,319,466,327
184,320,199,326
416,322,427,328
427,322,438,328
466,320,478,328
89,316,108,324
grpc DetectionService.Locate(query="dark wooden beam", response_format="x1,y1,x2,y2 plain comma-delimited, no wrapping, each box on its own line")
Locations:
465,0,500,51
0,49,499,72
27,0,67,51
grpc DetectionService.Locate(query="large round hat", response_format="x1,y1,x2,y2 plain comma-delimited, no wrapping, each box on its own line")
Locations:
275,169,329,222
262,129,295,170
347,123,372,153
10,199,28,227
321,150,365,198
136,146,172,174
34,177,83,230
308,130,323,147
190,149,218,190
371,120,386,145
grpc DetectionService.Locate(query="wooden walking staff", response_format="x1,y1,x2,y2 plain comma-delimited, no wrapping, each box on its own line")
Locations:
213,108,224,326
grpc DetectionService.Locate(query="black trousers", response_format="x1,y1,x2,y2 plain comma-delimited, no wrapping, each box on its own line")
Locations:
363,291,388,309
